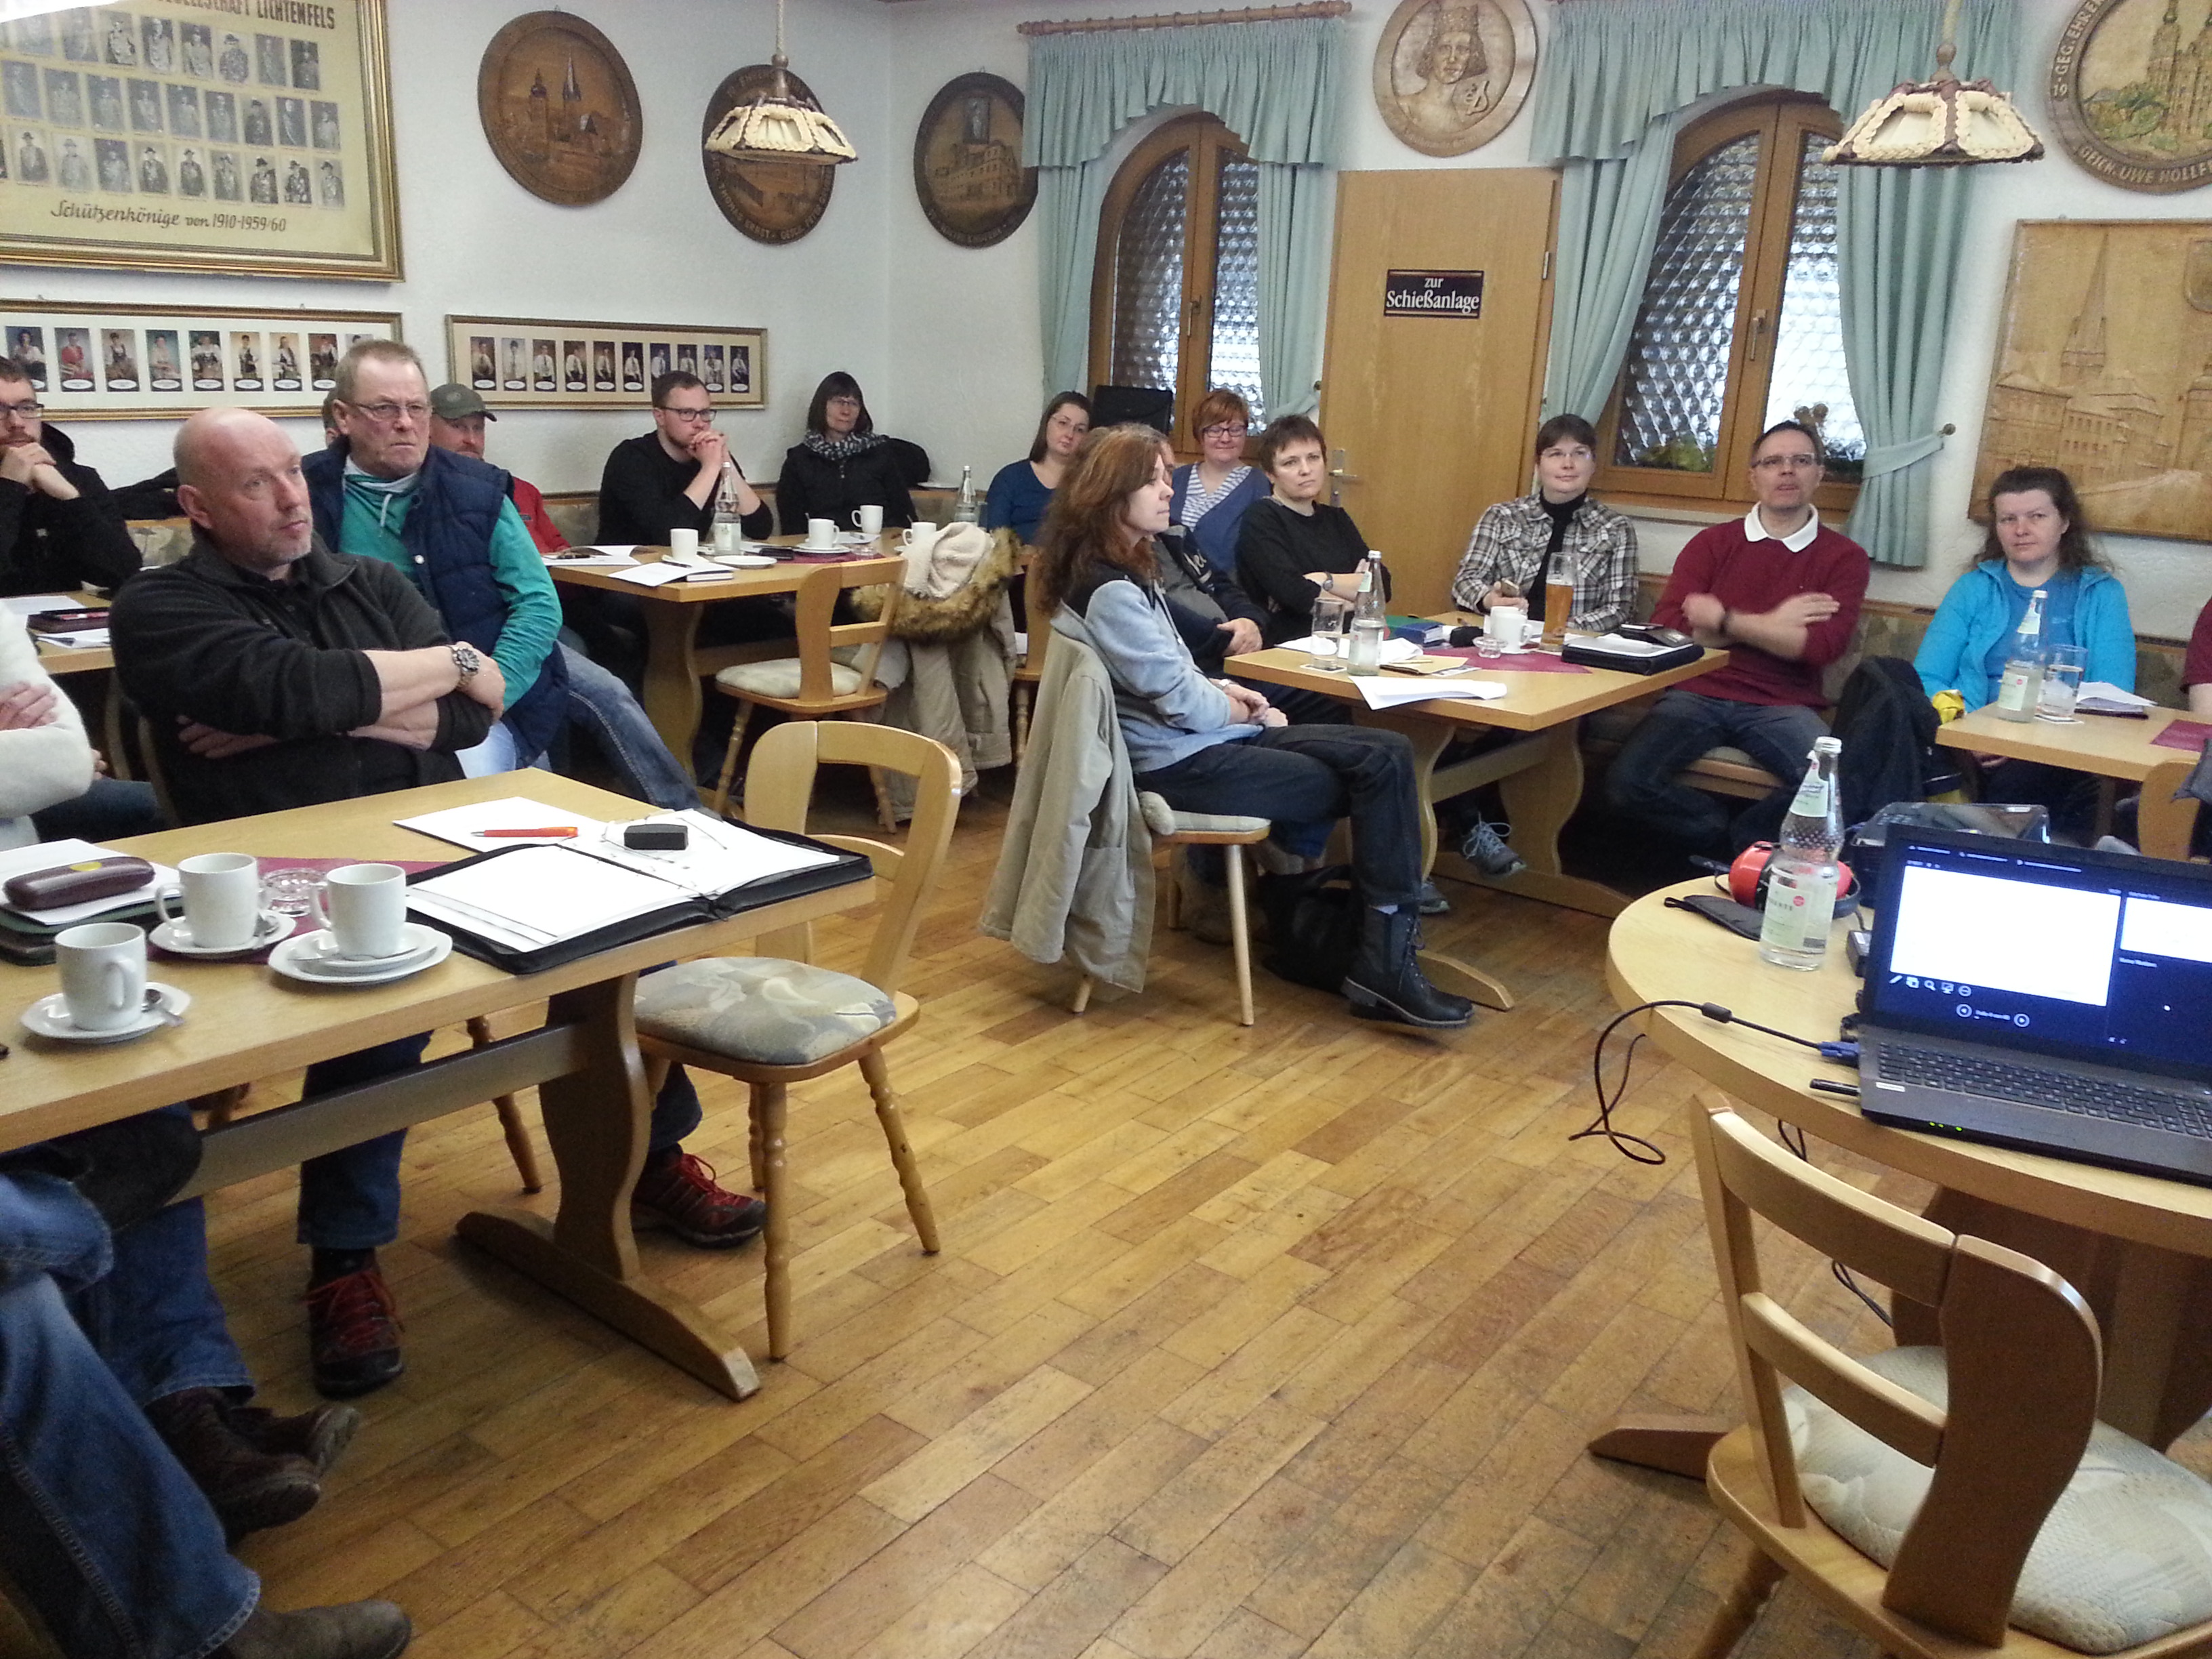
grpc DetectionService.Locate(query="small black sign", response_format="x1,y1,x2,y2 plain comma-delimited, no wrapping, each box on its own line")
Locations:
1383,269,1484,319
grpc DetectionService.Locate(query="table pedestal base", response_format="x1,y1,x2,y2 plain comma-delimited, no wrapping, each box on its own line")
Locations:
1585,1414,1730,1480
1417,949,1513,1012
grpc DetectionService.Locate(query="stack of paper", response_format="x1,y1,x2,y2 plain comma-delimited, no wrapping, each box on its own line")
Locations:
2075,682,2156,715
1353,676,1509,708
544,546,640,567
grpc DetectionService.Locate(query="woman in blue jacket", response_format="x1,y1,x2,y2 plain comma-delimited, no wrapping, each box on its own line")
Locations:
1916,465,2134,823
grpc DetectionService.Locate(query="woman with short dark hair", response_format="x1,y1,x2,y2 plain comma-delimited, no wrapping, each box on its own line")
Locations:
1450,413,1637,632
775,371,930,535
1034,424,1472,1031
1235,413,1386,647
984,391,1090,545
1169,388,1269,575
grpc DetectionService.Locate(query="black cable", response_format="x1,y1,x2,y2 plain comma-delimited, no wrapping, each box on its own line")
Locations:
1574,1000,1832,1167
1775,1120,1893,1328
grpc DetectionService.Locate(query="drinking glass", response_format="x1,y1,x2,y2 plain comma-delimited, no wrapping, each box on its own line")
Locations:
263,866,324,917
1309,594,1353,670
2039,644,2087,722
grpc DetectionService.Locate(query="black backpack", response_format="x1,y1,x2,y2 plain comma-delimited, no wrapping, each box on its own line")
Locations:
1255,865,1361,991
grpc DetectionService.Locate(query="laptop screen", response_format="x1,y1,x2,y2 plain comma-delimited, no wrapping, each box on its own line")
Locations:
1864,830,2212,1085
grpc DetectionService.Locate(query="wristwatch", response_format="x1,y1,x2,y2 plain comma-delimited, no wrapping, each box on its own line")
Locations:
450,643,482,684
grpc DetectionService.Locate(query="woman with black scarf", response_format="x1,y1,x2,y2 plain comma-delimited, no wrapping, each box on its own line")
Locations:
1449,413,1638,634
775,371,932,536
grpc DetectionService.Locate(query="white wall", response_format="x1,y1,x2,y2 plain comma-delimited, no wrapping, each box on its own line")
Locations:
14,0,899,499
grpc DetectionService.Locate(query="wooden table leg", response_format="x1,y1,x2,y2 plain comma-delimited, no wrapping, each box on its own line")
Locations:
638,600,705,771
1435,721,1629,919
456,977,762,1400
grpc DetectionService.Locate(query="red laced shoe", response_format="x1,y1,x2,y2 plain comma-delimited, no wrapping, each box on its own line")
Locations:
304,1267,405,1399
631,1152,767,1248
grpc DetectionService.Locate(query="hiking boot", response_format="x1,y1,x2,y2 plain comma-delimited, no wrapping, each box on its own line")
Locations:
144,1388,321,1542
216,1600,412,1659
224,1399,361,1476
632,1152,766,1248
1460,817,1526,879
1416,880,1451,916
1340,907,1475,1031
305,1267,405,1399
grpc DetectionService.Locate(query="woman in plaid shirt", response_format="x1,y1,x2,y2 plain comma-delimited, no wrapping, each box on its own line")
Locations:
1449,414,1638,634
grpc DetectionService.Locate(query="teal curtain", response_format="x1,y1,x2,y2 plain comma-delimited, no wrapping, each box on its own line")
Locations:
1024,18,1342,414
1530,0,2019,567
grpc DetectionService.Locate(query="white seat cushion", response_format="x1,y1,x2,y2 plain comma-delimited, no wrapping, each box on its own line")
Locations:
634,958,895,1066
1136,791,1269,839
1787,1345,2212,1653
1700,745,1763,769
715,658,865,699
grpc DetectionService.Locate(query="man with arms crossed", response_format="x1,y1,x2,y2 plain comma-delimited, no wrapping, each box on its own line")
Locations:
1605,419,1869,855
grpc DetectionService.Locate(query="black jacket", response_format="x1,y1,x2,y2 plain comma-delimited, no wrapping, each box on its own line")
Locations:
111,535,494,826
1734,656,1944,850
1156,529,1265,676
0,422,139,596
596,431,772,548
775,436,930,536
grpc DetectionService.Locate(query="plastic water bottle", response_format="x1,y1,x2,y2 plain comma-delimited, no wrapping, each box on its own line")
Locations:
1759,736,1846,971
1992,588,2048,723
711,459,747,553
951,465,981,525
1347,552,1388,675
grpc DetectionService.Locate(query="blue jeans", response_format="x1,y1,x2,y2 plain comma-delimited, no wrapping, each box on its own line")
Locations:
0,1175,255,1659
560,642,697,810
297,1036,705,1249
30,777,163,843
1605,689,1830,853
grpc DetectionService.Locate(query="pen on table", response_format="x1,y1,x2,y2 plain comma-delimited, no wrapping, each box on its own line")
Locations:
1809,1078,1860,1098
474,827,578,839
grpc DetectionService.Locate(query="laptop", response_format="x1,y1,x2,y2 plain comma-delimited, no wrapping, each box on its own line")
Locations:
1856,828,2212,1183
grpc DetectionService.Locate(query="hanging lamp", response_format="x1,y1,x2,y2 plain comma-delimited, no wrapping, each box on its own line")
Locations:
1824,0,2043,167
703,0,857,168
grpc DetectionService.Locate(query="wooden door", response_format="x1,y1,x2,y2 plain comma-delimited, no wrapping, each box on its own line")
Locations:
1319,169,1558,612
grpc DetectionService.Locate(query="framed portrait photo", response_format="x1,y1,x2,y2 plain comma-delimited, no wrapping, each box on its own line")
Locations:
445,313,765,411
0,1,398,279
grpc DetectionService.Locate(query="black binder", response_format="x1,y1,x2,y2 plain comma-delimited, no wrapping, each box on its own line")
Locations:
1560,636,1704,675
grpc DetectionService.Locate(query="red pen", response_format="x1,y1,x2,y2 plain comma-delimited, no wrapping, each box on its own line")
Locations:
474,826,578,838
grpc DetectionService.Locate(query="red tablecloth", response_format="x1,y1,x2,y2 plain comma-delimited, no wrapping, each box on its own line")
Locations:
2153,718,2212,753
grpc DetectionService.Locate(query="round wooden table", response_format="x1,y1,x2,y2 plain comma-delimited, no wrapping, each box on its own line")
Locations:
1603,881,2212,1462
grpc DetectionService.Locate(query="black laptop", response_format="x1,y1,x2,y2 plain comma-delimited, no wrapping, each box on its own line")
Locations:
1856,829,2212,1183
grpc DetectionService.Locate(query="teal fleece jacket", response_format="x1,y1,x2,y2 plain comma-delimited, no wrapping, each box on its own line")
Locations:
1913,560,2135,712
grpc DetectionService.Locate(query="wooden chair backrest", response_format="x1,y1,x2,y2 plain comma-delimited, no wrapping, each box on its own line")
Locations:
1023,609,1053,680
741,719,960,996
134,714,177,829
1692,1102,2104,1647
792,561,899,704
2139,756,2205,863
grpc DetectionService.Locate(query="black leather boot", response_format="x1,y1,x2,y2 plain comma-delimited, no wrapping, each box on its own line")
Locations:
1340,907,1475,1030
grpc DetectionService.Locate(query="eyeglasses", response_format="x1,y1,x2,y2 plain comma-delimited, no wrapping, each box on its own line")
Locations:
825,396,861,409
1200,423,1249,439
0,401,43,419
346,401,429,425
655,405,716,424
1753,453,1820,472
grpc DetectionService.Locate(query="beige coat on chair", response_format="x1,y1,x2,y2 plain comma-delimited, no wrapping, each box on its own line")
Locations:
979,628,1155,992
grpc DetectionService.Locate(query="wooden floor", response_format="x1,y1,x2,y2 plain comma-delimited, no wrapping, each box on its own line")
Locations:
199,775,2173,1659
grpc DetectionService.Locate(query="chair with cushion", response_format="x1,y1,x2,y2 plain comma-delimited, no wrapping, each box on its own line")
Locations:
708,561,900,827
1687,1099,2212,1659
1080,791,1268,1027
633,719,956,1360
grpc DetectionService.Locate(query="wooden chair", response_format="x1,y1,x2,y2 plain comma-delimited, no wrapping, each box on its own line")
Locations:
1010,607,1050,764
708,562,900,827
1687,1100,2212,1659
633,720,957,1360
2138,756,2205,862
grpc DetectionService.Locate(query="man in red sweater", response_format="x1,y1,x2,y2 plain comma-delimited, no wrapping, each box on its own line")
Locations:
1605,419,1869,853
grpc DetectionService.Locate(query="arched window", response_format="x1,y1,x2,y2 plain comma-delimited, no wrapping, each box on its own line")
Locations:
1597,94,1862,514
1090,112,1263,453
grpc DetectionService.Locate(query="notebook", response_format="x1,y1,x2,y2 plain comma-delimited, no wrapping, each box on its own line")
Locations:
1856,829,2212,1183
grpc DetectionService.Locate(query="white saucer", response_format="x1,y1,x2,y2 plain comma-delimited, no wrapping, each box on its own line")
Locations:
22,982,191,1044
270,924,451,985
719,554,777,568
792,541,840,554
150,909,290,957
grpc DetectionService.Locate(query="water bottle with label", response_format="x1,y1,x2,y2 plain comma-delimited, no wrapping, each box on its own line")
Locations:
711,459,747,554
1347,552,1388,675
1758,736,1845,971
1992,587,2048,723
951,464,981,525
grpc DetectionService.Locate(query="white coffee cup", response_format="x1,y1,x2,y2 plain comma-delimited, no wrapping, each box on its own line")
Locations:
851,504,884,537
901,520,938,550
1486,602,1530,647
314,862,408,958
158,852,264,950
57,921,148,1031
804,516,838,549
668,527,699,560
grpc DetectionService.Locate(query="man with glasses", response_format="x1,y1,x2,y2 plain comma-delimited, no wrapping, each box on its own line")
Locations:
596,371,770,548
0,354,138,596
1604,418,1869,856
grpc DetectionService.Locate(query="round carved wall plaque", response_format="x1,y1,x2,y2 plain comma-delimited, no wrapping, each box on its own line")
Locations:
1372,0,1537,159
2051,0,2212,194
701,65,836,245
914,73,1036,249
478,12,642,207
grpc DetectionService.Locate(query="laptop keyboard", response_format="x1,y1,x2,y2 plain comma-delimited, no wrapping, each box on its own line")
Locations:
1882,1045,2212,1140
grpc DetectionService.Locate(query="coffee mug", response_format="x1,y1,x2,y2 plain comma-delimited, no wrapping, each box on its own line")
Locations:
57,921,147,1031
804,517,837,549
851,504,884,537
314,862,408,958
158,851,264,950
900,521,938,550
1486,602,1530,647
668,527,699,560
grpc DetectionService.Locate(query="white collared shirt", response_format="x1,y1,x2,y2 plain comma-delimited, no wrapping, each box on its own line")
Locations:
1742,504,1820,553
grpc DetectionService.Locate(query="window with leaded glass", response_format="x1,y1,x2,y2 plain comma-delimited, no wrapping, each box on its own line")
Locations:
1091,113,1264,454
1598,95,1862,513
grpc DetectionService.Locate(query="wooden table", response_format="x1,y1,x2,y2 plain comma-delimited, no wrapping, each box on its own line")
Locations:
2,772,874,1399
1938,703,2203,859
1598,882,2212,1472
547,541,904,767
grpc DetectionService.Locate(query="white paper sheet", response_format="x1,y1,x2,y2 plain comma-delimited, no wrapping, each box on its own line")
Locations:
2,594,87,619
1274,635,1420,663
1352,676,1509,709
0,839,180,925
33,628,110,650
2076,681,2156,712
602,562,699,588
392,796,605,849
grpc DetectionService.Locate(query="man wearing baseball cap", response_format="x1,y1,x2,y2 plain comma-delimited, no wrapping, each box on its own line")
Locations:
427,384,567,554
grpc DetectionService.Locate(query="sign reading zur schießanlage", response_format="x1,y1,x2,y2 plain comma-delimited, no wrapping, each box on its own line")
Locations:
1383,270,1483,319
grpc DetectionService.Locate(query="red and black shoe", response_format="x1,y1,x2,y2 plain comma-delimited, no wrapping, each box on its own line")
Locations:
305,1266,405,1399
631,1151,766,1248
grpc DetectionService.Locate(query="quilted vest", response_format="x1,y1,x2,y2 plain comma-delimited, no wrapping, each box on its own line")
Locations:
304,443,568,760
